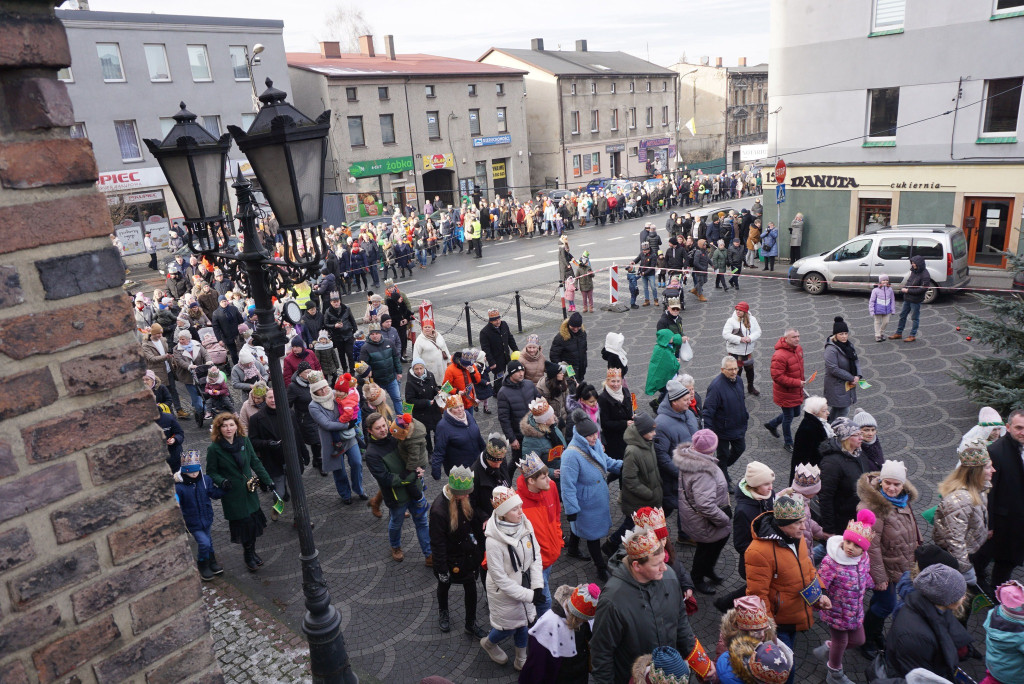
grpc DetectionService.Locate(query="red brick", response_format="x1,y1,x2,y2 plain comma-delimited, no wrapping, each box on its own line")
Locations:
0,440,16,479
0,367,58,420
3,76,74,131
32,614,120,684
71,542,193,623
50,467,173,544
93,608,208,684
22,390,156,464
0,659,29,684
0,264,24,308
0,461,80,524
87,430,168,487
0,13,71,69
0,603,62,652
8,543,99,610
106,506,184,566
0,193,113,256
60,344,146,396
129,575,202,634
144,636,217,684
0,294,134,361
0,139,97,189
0,526,35,572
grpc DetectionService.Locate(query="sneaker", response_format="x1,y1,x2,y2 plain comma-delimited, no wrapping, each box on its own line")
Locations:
876,336,884,342
764,421,780,438
783,443,793,453
438,609,451,633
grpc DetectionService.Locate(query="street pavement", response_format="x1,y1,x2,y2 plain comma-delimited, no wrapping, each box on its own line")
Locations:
178,259,1009,683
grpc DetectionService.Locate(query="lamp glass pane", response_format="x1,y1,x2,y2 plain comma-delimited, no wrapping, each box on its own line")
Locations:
246,143,296,226
161,155,200,219
192,150,224,218
288,138,323,225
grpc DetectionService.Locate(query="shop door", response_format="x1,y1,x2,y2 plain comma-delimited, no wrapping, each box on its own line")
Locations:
422,169,455,210
609,152,620,178
963,196,1014,268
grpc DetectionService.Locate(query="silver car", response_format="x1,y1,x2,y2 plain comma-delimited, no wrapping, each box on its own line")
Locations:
787,224,970,304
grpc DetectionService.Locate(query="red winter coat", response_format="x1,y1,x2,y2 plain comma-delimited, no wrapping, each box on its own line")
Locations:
517,474,563,568
769,337,804,408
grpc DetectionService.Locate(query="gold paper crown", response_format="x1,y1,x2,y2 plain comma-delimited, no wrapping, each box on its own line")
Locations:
448,465,474,492
491,486,518,510
444,393,464,410
517,452,546,479
632,506,667,532
793,463,821,487
958,437,990,467
622,527,660,560
528,397,550,416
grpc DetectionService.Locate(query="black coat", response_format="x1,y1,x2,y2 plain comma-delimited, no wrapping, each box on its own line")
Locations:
597,388,632,459
211,304,243,345
428,490,484,582
818,438,869,534
322,302,357,344
884,589,971,679
157,411,184,472
549,322,588,381
470,453,513,526
987,433,1024,564
496,375,539,444
299,310,325,347
479,320,518,373
791,411,829,481
285,374,320,446
247,404,301,479
405,370,441,431
733,485,774,578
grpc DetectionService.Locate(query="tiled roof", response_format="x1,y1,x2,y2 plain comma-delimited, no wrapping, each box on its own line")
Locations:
480,48,675,76
288,52,526,78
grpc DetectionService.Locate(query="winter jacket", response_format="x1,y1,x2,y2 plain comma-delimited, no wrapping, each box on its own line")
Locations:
286,373,319,446
518,347,546,386
229,360,267,393
471,452,513,526
322,302,357,344
654,397,700,509
365,434,421,508
726,243,744,270
791,412,830,479
175,473,223,534
537,375,570,426
673,443,731,543
597,388,632,459
171,342,209,385
520,414,566,472
818,439,868,534
703,372,749,441
818,536,874,630
722,312,762,357
590,560,695,684
497,375,540,444
560,431,622,540
645,329,681,396
484,512,543,630
479,320,518,374
517,473,563,569
549,320,588,381
404,370,441,431
359,336,401,386
298,310,324,347
205,437,272,521
656,312,684,355
282,348,321,388
620,424,662,515
733,483,774,578
247,404,290,479
141,338,174,384
823,337,858,408
766,339,803,411
857,473,921,585
632,250,658,278
430,410,485,479
903,255,930,304
711,247,728,272
932,486,988,573
987,433,1024,566
309,400,357,472
862,437,885,472
442,359,481,409
428,489,484,583
745,512,820,632
157,410,184,471
313,343,341,381
885,589,972,680
984,605,1024,684
396,418,430,471
760,226,779,257
869,285,896,316
411,331,450,383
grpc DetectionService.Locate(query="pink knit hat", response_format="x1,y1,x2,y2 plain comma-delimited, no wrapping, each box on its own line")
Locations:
997,581,1024,617
843,509,876,550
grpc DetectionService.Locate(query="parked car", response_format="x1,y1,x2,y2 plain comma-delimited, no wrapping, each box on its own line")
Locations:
787,223,970,304
584,177,614,193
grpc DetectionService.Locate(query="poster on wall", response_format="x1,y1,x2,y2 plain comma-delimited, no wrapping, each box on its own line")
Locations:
344,194,359,218
115,220,145,256
146,216,171,251
358,193,383,218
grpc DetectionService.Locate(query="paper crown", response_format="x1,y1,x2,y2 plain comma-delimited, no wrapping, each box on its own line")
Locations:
517,452,546,479
632,507,668,539
528,396,551,416
843,509,876,550
772,488,806,524
666,297,681,309
567,583,601,620
444,393,464,410
180,450,202,473
793,463,821,487
733,595,771,631
957,438,990,467
747,639,793,684
622,527,661,560
485,433,508,459
606,367,622,381
491,486,522,516
448,465,474,492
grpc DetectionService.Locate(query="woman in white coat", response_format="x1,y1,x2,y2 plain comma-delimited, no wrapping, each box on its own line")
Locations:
411,318,450,382
481,486,544,671
722,301,762,396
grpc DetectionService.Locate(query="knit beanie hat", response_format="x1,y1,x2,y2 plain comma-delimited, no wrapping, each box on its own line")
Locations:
691,429,719,456
733,595,770,631
996,581,1024,618
144,369,157,384
525,334,541,347
390,413,414,440
544,360,562,379
744,461,775,489
879,460,907,483
632,412,656,436
914,563,967,606
914,544,959,572
574,416,599,438
666,378,690,402
296,361,312,376
334,373,353,393
291,335,305,348
568,311,583,327
491,486,522,517
831,417,860,441
362,382,386,407
649,646,690,683
852,408,876,429
507,359,525,375
792,463,821,497
566,583,601,620
843,509,876,550
772,488,805,525
238,348,255,365
832,316,849,335
354,361,371,379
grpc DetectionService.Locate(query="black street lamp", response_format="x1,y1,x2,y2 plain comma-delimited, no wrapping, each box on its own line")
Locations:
144,81,357,684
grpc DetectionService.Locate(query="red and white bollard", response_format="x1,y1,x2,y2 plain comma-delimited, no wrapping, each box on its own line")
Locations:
609,264,620,305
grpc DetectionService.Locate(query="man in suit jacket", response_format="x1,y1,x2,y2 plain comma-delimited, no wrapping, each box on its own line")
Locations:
973,409,1024,588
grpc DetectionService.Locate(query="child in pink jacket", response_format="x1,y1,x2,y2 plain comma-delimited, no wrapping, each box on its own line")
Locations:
564,275,577,312
868,274,895,342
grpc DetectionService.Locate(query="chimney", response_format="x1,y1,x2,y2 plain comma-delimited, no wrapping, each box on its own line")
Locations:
715,57,722,67
738,56,747,66
383,34,396,60
575,39,588,52
531,38,544,51
358,35,375,58
320,41,341,59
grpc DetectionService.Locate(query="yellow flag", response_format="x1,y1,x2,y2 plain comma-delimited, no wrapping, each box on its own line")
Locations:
685,117,697,136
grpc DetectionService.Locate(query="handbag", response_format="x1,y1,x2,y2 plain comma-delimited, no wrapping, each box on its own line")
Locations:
245,472,260,492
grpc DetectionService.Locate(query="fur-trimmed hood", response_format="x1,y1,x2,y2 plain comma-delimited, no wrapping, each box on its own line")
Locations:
519,413,552,439
557,318,584,341
672,443,720,477
857,471,919,519
727,635,761,684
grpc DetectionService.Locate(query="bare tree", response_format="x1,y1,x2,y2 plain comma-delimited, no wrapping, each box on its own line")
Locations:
316,4,373,53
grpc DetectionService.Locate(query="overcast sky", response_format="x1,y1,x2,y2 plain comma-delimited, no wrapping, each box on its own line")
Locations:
75,0,769,68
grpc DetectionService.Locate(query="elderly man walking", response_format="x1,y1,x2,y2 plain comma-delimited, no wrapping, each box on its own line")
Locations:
703,356,749,485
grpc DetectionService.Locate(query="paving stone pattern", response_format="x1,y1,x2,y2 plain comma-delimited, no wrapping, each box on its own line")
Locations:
191,275,1006,683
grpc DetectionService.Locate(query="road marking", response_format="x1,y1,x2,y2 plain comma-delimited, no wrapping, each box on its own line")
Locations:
608,236,625,241
407,261,558,297
546,249,560,253
579,242,596,246
514,254,534,260
476,262,500,268
435,271,459,276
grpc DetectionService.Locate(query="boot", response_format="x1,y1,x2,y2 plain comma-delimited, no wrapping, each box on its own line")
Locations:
514,646,528,671
176,408,191,419
197,558,215,581
368,491,383,518
566,533,590,561
697,294,708,302
826,665,854,684
812,641,830,663
243,544,258,572
251,547,264,567
747,383,760,397
465,622,487,638
480,637,508,665
391,547,404,562
438,609,451,633
424,554,433,568
207,552,223,575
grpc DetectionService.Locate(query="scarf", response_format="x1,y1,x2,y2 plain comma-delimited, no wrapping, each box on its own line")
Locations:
831,337,859,376
604,385,624,403
311,390,336,410
520,346,542,363
219,436,245,471
582,401,600,424
496,518,522,537
819,416,835,438
740,479,772,501
826,535,862,566
881,489,909,508
447,409,468,425
240,362,259,381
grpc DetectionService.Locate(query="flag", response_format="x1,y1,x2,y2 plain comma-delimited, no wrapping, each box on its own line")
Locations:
440,381,453,394
631,392,637,412
272,492,285,515
807,371,817,383
402,401,414,414
971,592,994,615
685,117,696,136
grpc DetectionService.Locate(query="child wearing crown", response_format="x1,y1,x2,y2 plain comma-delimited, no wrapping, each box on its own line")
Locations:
174,449,225,582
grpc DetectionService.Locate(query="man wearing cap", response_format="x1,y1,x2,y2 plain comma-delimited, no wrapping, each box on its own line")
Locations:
282,336,322,389
479,309,518,388
549,312,588,382
765,328,806,453
497,360,540,456
655,378,699,517
703,357,749,485
359,322,403,413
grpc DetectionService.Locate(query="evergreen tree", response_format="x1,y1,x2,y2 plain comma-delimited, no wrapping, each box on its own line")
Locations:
952,251,1024,415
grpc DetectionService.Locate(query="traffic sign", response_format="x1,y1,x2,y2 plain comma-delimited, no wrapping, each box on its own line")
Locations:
775,159,787,184
776,184,786,205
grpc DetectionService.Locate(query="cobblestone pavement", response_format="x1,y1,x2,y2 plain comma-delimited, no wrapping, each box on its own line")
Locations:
187,273,1009,683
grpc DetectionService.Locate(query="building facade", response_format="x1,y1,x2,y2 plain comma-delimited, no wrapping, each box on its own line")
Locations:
288,36,529,218
767,0,1024,267
56,8,289,255
480,40,678,190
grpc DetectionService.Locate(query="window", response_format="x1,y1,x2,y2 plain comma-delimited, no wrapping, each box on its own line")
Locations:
378,86,389,100
425,84,436,98
379,114,396,144
867,87,899,138
996,0,1024,9
346,87,358,102
96,43,124,82
57,66,73,82
591,152,600,173
981,77,1023,135
159,117,175,138
571,83,577,96
645,81,651,92
241,113,256,130
469,109,481,136
591,110,599,132
662,105,669,126
572,154,582,177
570,111,580,135
497,107,507,134
912,238,944,259
468,84,477,97
144,44,170,82
114,120,142,162
872,0,905,32
662,81,667,92
857,198,892,234
591,82,596,94
347,116,364,146
877,237,910,260
629,145,638,156
496,83,505,96
426,111,440,139
610,109,619,131
69,122,87,139
628,107,636,129
629,81,635,93
834,238,873,261
582,153,591,174
610,82,616,94
645,107,653,128
229,46,248,80
186,45,212,81
202,115,221,137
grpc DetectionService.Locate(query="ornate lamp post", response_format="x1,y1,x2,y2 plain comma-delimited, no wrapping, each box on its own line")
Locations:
144,80,357,684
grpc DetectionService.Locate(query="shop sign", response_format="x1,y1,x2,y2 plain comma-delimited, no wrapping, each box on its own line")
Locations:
348,156,414,178
605,143,625,153
890,181,943,189
472,134,511,147
789,174,860,189
97,166,166,193
741,144,768,161
422,153,455,170
492,162,506,180
640,137,671,149
107,190,163,206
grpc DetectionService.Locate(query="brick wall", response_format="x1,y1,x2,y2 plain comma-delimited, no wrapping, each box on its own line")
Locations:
0,2,223,682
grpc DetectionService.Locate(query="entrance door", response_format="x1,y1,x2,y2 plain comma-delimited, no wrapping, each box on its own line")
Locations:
609,151,621,177
422,169,455,210
963,196,1014,268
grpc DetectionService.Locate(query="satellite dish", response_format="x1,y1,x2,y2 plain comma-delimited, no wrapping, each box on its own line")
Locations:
700,56,710,66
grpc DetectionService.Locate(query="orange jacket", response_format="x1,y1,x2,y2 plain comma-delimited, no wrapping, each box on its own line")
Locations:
516,474,563,568
744,511,819,631
443,361,481,408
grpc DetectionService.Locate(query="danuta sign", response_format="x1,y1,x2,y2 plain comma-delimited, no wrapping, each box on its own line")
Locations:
789,174,859,189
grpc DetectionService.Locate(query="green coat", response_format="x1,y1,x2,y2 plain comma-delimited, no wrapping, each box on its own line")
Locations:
366,434,422,508
644,329,681,396
576,259,594,291
205,437,272,521
620,424,663,515
712,247,728,272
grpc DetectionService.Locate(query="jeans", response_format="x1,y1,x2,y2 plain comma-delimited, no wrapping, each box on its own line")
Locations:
768,405,800,445
388,496,431,555
716,437,746,484
642,275,658,303
538,566,552,615
185,383,204,414
828,405,850,422
191,526,213,561
896,300,921,336
868,583,897,618
776,627,796,684
488,625,528,649
330,443,364,500
416,248,428,266
382,378,402,415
